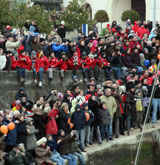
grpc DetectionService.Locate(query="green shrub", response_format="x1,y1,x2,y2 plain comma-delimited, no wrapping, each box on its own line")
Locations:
94,10,109,23
121,10,140,23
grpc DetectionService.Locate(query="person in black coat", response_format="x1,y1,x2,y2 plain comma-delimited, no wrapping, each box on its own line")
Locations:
88,95,102,144
32,112,48,139
110,50,123,79
16,115,27,145
71,104,86,152
98,102,111,141
125,87,136,135
56,103,72,135
15,88,28,101
57,24,66,40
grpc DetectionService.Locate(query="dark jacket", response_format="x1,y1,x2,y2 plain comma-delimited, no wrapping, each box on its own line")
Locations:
5,125,17,146
7,150,29,165
125,92,136,116
154,85,160,98
71,105,86,130
97,108,111,125
33,114,48,139
122,53,133,68
58,134,80,155
16,121,27,145
15,88,27,101
110,55,123,67
114,94,123,118
57,110,71,134
88,98,100,126
132,52,141,66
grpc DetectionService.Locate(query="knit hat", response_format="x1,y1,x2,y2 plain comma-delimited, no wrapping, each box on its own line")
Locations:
36,137,47,146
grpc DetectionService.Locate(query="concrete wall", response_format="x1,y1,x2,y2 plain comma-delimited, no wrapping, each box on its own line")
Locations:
0,70,106,109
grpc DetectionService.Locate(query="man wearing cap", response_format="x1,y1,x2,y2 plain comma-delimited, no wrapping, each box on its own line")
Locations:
100,88,117,140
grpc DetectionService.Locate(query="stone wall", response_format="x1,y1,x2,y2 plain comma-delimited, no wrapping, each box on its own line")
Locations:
0,70,106,109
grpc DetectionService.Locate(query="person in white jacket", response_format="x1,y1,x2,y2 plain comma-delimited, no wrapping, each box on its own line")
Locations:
5,35,21,53
0,48,6,70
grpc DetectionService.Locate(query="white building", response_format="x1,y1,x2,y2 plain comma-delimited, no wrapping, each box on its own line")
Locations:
64,0,160,26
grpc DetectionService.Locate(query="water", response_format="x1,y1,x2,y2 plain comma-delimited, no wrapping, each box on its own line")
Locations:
87,142,154,165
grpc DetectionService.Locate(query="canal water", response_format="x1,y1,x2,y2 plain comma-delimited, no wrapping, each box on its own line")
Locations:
87,142,156,165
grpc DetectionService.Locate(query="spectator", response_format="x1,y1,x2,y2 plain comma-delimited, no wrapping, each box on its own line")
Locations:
33,50,49,87
100,88,117,140
0,48,6,70
5,35,21,53
35,137,53,165
7,143,29,165
71,104,87,152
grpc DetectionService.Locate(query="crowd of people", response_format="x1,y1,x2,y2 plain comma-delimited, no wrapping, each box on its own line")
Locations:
0,19,160,165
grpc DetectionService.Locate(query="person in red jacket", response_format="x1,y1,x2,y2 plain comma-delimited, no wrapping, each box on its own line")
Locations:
137,25,149,39
33,50,49,87
48,52,59,81
132,21,139,33
97,54,111,80
16,46,32,84
57,53,69,81
46,106,58,136
68,51,82,79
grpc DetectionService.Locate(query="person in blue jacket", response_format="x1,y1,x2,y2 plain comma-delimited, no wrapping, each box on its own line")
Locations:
71,104,87,152
51,41,68,58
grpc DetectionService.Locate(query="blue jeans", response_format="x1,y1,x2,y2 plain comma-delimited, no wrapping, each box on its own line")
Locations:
100,124,110,140
62,154,78,165
17,67,25,78
152,98,160,123
126,116,131,132
33,67,44,81
74,152,85,165
76,129,85,150
85,126,91,144
90,125,102,144
106,119,113,138
50,150,65,165
112,66,122,79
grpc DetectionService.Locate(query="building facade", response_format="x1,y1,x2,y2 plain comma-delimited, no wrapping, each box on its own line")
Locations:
64,0,160,25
